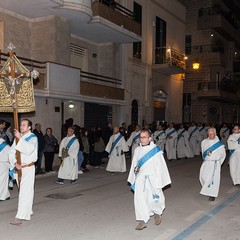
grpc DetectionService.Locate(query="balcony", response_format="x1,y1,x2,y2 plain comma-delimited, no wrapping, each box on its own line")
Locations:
187,44,226,67
152,47,186,75
198,7,240,43
196,81,238,102
90,0,141,43
0,0,141,44
0,52,124,103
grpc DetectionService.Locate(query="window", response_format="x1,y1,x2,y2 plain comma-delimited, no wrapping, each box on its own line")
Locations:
155,17,166,64
185,35,192,55
133,2,142,59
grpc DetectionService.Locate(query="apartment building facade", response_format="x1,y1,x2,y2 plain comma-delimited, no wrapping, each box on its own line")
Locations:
0,0,185,140
181,0,240,124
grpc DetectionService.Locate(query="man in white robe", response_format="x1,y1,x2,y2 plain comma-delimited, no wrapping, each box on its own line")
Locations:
220,123,230,150
105,126,129,173
9,119,38,225
153,125,166,152
227,124,240,186
127,129,171,230
0,138,11,201
200,127,226,201
165,123,177,160
127,125,141,159
56,126,79,184
177,124,194,159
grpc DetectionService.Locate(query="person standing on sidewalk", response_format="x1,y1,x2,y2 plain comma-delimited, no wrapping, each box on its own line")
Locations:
9,119,38,225
200,127,226,201
33,123,45,174
43,128,58,173
127,129,171,230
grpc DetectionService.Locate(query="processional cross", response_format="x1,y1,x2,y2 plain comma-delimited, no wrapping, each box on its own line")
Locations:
0,43,39,189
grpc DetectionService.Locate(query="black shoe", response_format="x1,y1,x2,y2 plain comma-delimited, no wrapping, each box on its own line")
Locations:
209,196,215,201
70,180,76,184
0,197,10,201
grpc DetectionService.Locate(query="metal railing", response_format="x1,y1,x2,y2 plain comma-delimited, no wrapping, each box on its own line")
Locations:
153,47,186,69
198,81,237,93
96,0,135,19
186,44,224,55
0,51,122,86
199,6,240,30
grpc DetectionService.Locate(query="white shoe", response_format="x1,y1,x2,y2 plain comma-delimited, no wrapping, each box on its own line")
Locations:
95,166,100,169
78,170,83,174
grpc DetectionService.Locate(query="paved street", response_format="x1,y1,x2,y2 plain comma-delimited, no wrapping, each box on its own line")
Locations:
0,155,239,240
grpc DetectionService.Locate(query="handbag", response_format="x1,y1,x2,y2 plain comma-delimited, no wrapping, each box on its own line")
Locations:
54,143,59,154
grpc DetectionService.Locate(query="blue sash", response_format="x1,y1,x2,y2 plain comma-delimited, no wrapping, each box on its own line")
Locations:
25,133,37,142
131,146,161,191
0,141,8,152
199,127,204,132
189,127,198,140
109,134,123,155
66,137,77,149
177,129,186,140
132,133,140,146
222,128,229,134
229,137,240,156
202,141,224,160
166,129,176,138
157,131,165,139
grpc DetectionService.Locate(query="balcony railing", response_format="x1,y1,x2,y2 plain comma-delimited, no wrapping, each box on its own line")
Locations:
153,47,186,70
187,44,224,55
96,0,135,19
0,51,122,87
198,80,237,93
199,6,240,30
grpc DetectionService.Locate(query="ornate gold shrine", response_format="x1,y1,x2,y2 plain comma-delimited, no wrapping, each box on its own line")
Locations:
0,53,35,113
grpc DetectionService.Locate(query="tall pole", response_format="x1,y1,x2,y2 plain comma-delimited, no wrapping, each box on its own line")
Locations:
9,51,22,187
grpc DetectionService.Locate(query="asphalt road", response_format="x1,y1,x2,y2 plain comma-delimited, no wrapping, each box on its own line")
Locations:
0,155,239,240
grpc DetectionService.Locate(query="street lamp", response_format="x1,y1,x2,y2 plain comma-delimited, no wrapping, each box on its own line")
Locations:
192,61,200,70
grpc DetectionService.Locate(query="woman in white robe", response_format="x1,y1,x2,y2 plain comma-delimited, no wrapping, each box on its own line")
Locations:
165,124,177,160
227,125,240,185
177,124,194,159
153,125,166,152
200,128,226,201
105,127,129,173
0,138,11,200
188,122,200,156
127,125,141,159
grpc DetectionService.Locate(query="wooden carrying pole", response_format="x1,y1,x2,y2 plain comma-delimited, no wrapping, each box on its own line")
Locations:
9,51,22,189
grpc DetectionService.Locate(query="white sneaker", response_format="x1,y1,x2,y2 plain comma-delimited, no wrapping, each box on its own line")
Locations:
95,166,100,169
78,170,83,174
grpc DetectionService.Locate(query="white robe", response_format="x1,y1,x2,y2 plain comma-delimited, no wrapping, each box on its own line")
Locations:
200,137,226,197
220,127,230,150
153,130,166,152
105,133,129,172
177,129,194,158
58,134,79,180
0,139,11,200
127,131,140,158
227,133,240,185
9,131,38,220
165,128,177,160
188,126,200,155
127,142,171,223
